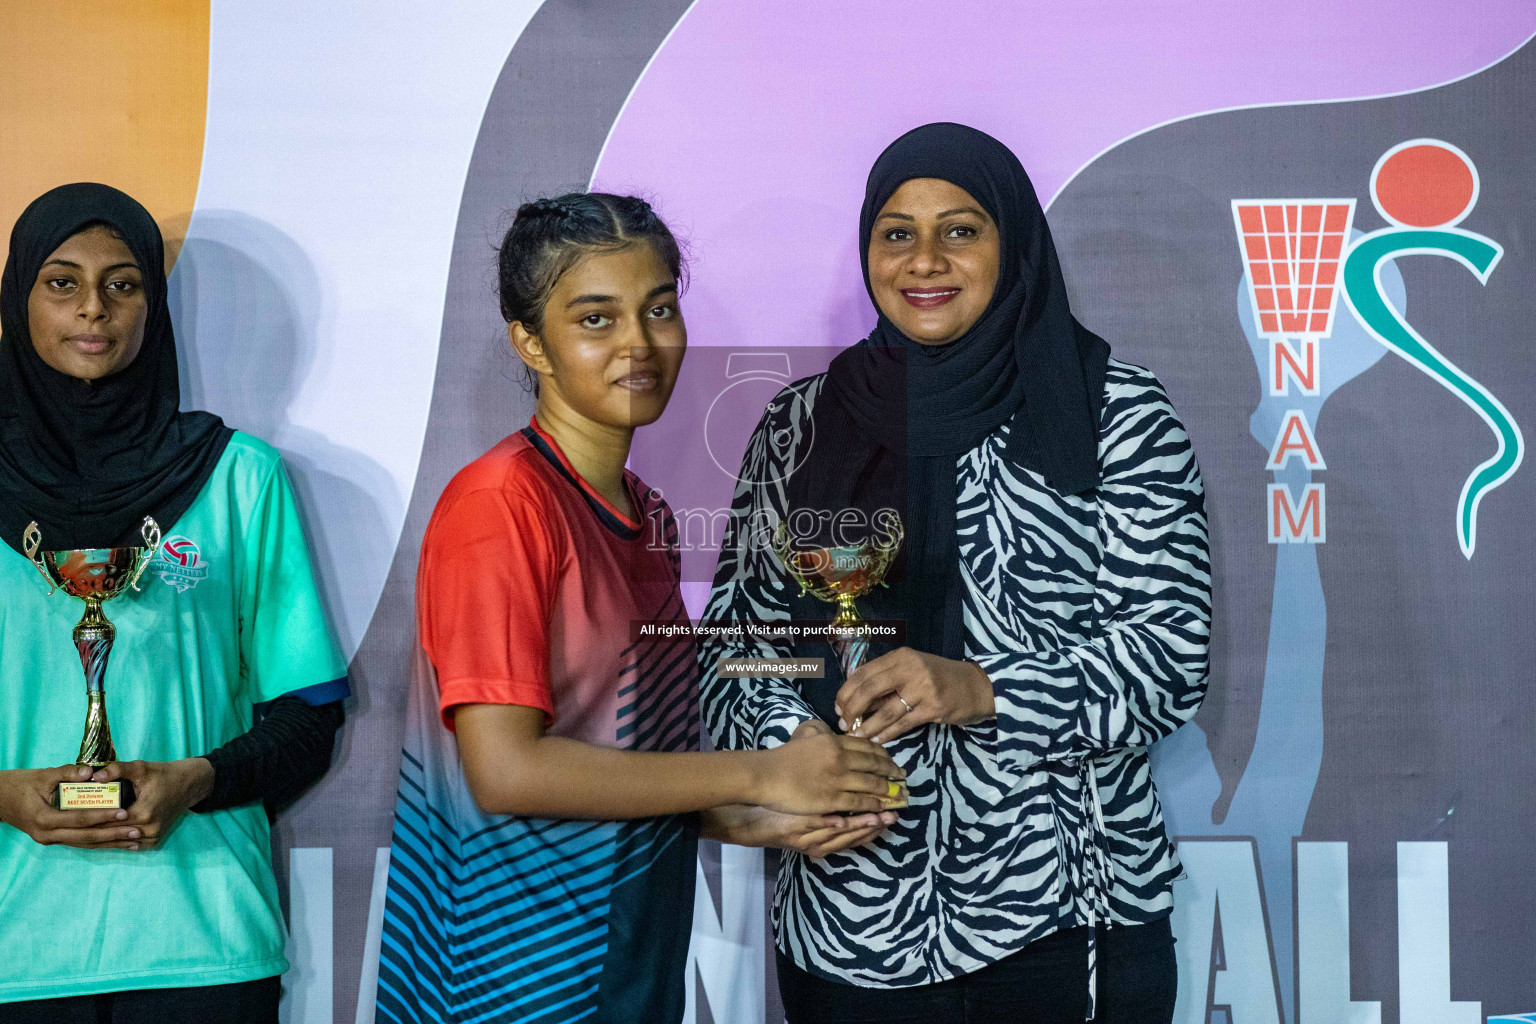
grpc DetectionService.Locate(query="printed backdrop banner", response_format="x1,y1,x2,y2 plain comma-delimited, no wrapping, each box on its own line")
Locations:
3,3,1534,1023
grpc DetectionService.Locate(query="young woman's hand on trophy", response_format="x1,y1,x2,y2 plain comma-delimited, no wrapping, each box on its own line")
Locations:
87,759,216,849
702,798,899,860
0,765,143,849
701,718,905,859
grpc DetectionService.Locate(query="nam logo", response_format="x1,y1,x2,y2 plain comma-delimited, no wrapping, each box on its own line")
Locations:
1234,138,1521,557
151,535,210,593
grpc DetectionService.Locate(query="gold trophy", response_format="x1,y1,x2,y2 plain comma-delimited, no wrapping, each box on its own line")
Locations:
23,517,161,810
772,515,903,677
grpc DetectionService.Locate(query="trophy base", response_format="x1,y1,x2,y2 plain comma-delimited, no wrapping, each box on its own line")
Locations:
55,780,135,810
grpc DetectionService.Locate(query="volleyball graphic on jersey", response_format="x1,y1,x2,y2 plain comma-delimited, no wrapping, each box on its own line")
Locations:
150,535,210,593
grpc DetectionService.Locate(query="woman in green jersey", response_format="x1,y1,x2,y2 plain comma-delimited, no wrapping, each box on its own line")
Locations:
0,184,348,1023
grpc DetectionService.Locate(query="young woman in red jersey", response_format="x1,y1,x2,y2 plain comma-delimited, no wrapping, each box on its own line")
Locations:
376,193,904,1024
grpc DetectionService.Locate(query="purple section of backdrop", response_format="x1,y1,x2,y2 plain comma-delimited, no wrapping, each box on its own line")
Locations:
595,0,1532,615
594,0,1531,362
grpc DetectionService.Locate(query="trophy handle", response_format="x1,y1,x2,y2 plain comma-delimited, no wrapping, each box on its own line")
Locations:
21,521,57,595
871,509,905,554
126,517,163,592
771,521,792,560
870,512,904,587
770,522,818,594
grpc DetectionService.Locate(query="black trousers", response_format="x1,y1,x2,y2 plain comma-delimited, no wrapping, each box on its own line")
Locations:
778,917,1176,1024
2,976,281,1024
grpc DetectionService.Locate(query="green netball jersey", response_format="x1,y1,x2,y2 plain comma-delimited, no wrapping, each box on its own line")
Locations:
0,433,348,1002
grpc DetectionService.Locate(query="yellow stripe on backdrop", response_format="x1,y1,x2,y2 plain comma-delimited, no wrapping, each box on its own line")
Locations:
0,0,209,266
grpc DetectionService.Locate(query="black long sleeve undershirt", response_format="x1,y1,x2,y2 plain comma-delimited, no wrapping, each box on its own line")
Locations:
192,696,345,814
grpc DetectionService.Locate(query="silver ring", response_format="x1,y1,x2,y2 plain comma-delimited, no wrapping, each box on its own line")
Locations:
897,696,914,714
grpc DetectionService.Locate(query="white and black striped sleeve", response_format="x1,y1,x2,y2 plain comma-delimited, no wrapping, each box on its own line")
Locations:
699,384,820,752
972,374,1211,778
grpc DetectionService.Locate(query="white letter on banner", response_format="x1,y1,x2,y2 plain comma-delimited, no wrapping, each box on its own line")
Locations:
1170,839,1282,1024
1398,842,1480,1024
684,844,766,1024
1297,842,1379,1024
282,847,334,1024
355,847,392,1024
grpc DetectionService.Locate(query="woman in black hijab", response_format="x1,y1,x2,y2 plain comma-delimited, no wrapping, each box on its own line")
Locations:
0,183,232,551
701,124,1212,1022
0,184,348,1023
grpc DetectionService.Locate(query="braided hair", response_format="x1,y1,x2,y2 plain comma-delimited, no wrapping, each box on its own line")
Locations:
498,192,686,336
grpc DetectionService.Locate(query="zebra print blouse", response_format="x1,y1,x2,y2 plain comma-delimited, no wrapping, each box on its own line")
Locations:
699,358,1211,989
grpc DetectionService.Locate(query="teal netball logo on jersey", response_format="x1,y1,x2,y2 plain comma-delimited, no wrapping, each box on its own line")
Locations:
1341,139,1520,559
151,535,210,593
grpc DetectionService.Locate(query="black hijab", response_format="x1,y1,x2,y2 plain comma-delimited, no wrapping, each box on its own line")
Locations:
0,183,232,556
787,123,1110,679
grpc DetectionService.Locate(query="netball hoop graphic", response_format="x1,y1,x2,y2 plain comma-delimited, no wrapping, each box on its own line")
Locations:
1232,198,1357,397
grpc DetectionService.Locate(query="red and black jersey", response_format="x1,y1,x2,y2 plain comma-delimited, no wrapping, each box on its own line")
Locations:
378,417,700,1024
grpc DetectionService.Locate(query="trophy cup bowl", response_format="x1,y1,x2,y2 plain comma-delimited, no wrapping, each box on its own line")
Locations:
772,517,903,677
23,517,161,810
